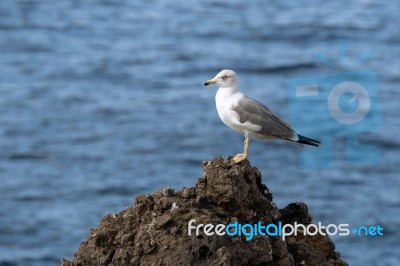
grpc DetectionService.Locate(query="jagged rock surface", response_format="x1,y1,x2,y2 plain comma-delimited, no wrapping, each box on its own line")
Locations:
62,157,348,266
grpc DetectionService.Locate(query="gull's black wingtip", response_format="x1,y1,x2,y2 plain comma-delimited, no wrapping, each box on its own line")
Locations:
297,134,321,147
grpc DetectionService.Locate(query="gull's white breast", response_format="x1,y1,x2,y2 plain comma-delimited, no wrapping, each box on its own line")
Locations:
215,87,241,131
215,87,261,134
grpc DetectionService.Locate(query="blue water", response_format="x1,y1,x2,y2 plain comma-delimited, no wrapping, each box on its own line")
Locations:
0,1,399,265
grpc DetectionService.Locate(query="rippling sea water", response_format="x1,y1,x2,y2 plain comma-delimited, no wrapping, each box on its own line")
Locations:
0,1,399,265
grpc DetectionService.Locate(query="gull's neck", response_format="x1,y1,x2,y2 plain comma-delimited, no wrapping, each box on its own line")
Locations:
217,85,239,96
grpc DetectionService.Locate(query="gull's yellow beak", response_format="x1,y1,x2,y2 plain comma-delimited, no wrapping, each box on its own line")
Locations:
204,79,217,86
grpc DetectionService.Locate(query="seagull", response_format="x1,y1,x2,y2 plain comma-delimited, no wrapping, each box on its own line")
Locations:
204,69,320,163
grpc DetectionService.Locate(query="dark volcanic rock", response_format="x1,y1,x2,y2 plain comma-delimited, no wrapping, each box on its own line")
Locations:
62,157,348,266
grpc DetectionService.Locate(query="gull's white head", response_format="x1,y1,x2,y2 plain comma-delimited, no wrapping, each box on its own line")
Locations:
204,69,238,88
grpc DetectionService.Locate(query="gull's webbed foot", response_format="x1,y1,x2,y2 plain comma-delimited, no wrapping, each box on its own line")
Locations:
233,153,247,163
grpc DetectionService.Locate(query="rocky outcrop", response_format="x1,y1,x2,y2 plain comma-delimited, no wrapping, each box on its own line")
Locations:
62,157,348,266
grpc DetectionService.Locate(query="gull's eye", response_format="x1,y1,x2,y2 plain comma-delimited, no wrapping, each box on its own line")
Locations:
221,76,228,80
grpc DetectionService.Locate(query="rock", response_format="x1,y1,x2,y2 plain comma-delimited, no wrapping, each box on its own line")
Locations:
61,156,348,266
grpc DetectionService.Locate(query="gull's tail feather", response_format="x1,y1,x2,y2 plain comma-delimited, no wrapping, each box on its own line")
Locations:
296,134,321,147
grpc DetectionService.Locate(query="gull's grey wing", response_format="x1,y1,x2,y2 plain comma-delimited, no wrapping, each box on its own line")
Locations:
233,97,295,140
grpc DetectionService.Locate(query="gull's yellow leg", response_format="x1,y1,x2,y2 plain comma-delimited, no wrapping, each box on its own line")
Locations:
233,132,250,163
